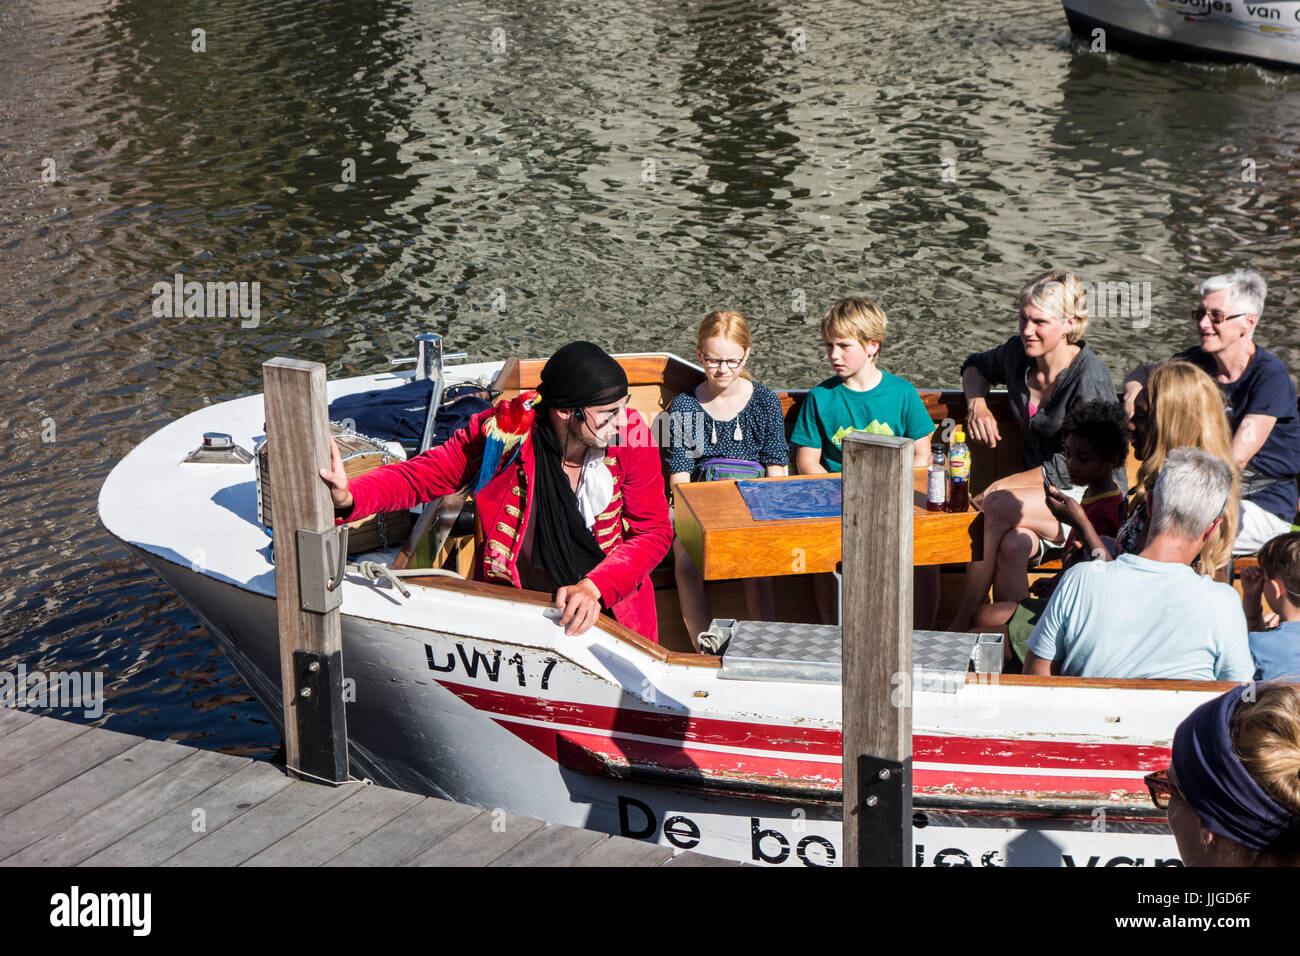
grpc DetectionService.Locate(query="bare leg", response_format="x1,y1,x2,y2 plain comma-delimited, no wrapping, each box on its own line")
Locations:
673,537,710,647
993,527,1039,605
972,600,1017,633
813,572,837,625
948,491,1022,631
948,468,1062,630
743,576,775,622
914,565,939,630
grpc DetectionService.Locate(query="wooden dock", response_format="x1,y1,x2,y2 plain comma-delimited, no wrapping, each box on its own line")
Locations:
0,709,736,867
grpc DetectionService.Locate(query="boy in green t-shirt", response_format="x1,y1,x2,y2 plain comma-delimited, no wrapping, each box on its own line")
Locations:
792,296,935,472
792,296,939,624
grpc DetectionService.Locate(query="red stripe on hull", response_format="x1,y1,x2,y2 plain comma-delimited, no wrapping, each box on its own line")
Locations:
438,680,1170,778
494,720,1144,797
914,769,1143,794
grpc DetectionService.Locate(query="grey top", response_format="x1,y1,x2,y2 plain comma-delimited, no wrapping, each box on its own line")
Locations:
961,336,1124,491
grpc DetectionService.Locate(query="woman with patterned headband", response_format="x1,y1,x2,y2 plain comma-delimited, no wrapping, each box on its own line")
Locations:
1148,683,1300,866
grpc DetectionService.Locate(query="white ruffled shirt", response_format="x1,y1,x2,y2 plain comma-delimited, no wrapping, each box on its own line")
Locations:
573,446,615,527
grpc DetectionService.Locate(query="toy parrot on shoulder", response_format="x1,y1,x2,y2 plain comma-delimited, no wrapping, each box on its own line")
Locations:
472,390,538,494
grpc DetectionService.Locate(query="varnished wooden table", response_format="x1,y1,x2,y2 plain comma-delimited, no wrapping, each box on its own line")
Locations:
673,470,984,580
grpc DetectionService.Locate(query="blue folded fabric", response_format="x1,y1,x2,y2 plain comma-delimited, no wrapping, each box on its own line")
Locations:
737,477,842,521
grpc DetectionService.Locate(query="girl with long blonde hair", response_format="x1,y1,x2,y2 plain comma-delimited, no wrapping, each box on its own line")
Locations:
1127,359,1240,575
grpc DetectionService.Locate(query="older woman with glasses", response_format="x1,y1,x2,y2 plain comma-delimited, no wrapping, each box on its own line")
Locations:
948,270,1124,632
1148,683,1300,866
1124,269,1300,554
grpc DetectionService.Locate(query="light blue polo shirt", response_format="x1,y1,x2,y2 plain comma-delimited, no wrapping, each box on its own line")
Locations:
1027,554,1253,681
1249,621,1300,682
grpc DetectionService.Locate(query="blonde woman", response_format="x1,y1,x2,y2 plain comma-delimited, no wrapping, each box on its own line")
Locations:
949,270,1123,631
666,311,789,646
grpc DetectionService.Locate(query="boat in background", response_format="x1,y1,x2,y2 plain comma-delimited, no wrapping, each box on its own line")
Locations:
1063,0,1300,70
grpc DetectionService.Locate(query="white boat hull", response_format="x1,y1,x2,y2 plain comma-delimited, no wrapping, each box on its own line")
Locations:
1063,0,1300,69
129,546,1186,867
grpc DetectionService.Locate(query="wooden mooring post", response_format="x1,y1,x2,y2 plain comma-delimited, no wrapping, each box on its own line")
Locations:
841,432,914,867
262,358,349,784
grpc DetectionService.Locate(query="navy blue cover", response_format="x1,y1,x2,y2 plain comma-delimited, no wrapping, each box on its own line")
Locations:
328,380,491,453
737,477,842,521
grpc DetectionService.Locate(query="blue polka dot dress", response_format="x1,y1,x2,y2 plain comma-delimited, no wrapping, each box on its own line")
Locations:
664,382,790,478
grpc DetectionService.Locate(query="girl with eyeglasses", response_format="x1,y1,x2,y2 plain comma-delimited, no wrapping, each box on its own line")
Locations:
665,310,789,646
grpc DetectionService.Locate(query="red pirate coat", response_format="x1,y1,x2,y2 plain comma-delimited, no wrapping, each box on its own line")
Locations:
340,404,672,642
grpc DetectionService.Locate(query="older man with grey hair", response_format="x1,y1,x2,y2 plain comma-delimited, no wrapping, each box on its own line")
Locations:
1025,448,1253,680
1124,269,1300,553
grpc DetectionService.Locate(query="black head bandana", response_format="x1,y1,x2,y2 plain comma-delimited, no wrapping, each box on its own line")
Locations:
536,341,628,410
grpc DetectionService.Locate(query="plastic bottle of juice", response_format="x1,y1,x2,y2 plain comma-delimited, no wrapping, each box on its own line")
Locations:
926,444,946,512
947,427,970,513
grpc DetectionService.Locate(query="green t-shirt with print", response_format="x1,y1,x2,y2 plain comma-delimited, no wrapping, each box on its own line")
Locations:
790,371,935,472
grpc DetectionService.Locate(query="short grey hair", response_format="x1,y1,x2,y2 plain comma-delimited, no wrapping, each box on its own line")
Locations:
1200,269,1266,319
1150,447,1234,541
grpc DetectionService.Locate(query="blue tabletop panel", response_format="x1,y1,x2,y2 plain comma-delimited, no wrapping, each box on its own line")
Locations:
737,477,843,521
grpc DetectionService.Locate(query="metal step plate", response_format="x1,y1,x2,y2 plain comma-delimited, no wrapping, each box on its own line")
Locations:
708,620,1001,690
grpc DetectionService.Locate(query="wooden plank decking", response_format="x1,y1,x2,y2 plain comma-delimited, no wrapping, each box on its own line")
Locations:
0,710,737,867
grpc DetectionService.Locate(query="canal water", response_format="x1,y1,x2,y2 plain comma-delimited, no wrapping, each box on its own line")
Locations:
1,0,1298,755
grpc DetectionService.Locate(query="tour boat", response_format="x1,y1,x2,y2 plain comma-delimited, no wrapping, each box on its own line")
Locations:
1062,0,1300,70
97,346,1226,866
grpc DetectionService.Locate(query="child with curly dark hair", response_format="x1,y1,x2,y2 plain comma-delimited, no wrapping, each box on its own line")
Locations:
1045,398,1132,571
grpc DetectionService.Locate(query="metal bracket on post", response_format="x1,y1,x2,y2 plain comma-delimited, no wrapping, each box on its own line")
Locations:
856,754,913,867
416,333,447,455
296,525,348,614
833,560,843,627
292,649,348,783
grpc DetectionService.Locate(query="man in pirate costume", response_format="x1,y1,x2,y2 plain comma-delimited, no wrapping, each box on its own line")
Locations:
321,341,673,640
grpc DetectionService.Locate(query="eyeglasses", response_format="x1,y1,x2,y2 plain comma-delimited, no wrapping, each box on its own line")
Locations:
586,400,628,429
1144,767,1180,810
699,355,745,370
1194,307,1248,326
